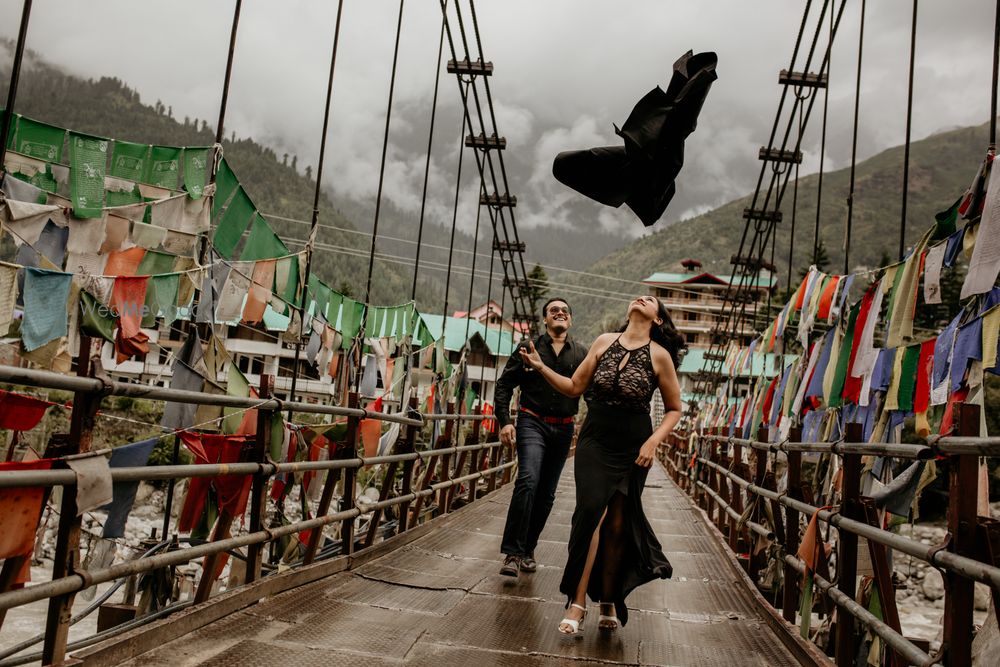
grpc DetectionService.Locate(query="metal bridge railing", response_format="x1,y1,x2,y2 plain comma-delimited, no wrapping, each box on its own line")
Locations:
658,403,1000,667
0,364,509,666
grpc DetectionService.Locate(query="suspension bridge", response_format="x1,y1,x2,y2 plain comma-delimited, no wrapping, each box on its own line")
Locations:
2,0,1000,666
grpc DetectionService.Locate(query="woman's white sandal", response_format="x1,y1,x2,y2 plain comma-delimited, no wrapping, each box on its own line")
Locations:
598,603,620,630
558,603,587,636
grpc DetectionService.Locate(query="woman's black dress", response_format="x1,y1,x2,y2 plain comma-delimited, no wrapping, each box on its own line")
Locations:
559,337,673,625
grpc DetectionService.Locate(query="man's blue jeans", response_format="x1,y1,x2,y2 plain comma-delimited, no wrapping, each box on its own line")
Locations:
500,414,574,556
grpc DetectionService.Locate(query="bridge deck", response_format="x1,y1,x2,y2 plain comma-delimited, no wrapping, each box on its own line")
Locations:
115,464,806,666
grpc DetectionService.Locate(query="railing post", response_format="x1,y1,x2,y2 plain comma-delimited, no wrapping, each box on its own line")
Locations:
465,408,483,505
729,438,744,552
942,403,980,666
487,434,502,492
42,335,99,666
749,427,768,584
396,395,419,534
245,374,273,584
782,426,803,623
303,391,358,564
835,422,863,667
436,401,455,514
340,393,361,555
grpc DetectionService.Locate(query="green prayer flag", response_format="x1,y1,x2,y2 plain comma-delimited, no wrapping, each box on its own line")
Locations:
932,199,959,241
465,385,477,413
222,363,250,435
326,292,344,329
212,186,254,259
29,168,57,194
240,214,289,260
829,301,861,408
317,282,333,322
799,572,814,638
183,147,210,199
145,145,181,189
105,184,143,208
212,158,239,222
136,249,177,276
142,274,180,327
68,132,109,219
275,256,299,311
109,141,148,181
340,300,365,349
268,411,284,461
16,117,65,161
79,290,116,343
897,344,921,412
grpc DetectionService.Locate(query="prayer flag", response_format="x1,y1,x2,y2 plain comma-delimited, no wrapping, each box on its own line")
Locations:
68,132,109,219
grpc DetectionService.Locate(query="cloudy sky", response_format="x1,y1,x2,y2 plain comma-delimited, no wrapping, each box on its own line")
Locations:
1,0,997,247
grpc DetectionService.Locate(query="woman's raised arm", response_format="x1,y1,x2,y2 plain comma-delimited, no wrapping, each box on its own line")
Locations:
518,333,614,398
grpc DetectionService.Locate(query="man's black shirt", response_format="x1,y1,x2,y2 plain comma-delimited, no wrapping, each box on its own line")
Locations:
494,333,588,428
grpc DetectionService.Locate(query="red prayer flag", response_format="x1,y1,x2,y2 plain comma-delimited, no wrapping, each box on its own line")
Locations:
816,276,841,321
111,276,150,363
177,433,253,532
842,286,876,404
914,338,936,415
0,389,53,431
0,459,54,559
360,397,383,459
793,275,810,311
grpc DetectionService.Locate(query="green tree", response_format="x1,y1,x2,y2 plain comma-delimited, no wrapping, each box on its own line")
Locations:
526,264,550,318
800,239,831,278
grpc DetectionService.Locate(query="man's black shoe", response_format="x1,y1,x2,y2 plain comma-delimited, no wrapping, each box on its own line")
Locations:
520,553,537,573
499,555,520,577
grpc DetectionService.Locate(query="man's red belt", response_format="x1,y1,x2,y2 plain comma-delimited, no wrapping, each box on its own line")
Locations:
519,407,575,425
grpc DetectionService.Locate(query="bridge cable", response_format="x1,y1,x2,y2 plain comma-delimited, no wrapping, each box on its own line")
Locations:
362,0,406,309
440,83,472,341
812,1,833,265
993,0,1000,148
0,0,33,176
899,0,918,261
411,14,448,301
844,0,865,274
286,0,346,418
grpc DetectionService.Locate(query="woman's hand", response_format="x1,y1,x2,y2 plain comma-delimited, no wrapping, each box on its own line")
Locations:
635,438,659,468
518,341,544,371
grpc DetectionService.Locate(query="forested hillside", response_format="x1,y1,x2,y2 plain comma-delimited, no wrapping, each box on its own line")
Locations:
566,122,992,339
0,47,441,308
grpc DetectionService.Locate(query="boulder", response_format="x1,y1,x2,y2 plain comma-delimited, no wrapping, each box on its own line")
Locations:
921,569,945,600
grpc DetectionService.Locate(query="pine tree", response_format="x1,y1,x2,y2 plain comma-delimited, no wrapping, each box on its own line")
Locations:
526,264,549,318
800,239,831,278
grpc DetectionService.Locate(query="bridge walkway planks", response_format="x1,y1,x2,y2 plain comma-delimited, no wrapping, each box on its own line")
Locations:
112,463,811,666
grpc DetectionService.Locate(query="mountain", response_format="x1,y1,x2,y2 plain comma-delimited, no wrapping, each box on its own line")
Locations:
0,45,442,309
562,121,992,340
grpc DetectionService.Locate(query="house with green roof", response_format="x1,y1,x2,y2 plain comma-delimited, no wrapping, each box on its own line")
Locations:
642,260,775,350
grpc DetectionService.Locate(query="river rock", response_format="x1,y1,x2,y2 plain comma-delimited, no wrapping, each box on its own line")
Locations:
976,583,992,611
922,569,945,600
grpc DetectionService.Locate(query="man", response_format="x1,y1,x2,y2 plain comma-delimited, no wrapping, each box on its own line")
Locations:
494,297,588,577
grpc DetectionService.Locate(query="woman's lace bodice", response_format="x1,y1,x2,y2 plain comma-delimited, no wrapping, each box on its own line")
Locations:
588,338,656,412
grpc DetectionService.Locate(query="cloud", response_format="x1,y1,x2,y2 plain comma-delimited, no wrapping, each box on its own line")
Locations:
1,0,997,261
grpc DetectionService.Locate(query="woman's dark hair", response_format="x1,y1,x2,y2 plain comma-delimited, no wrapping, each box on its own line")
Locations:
618,299,686,367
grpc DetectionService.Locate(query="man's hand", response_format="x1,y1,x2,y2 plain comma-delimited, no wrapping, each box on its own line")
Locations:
500,424,516,446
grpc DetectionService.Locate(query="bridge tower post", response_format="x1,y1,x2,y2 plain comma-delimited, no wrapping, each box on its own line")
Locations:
781,426,803,624
834,422,863,666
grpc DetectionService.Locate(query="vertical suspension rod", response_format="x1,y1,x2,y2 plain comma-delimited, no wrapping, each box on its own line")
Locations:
844,0,866,274
363,0,406,307
412,16,447,301
288,0,345,417
0,0,32,173
899,0,918,261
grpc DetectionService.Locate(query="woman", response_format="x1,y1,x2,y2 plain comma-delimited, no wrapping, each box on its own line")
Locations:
518,295,684,635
